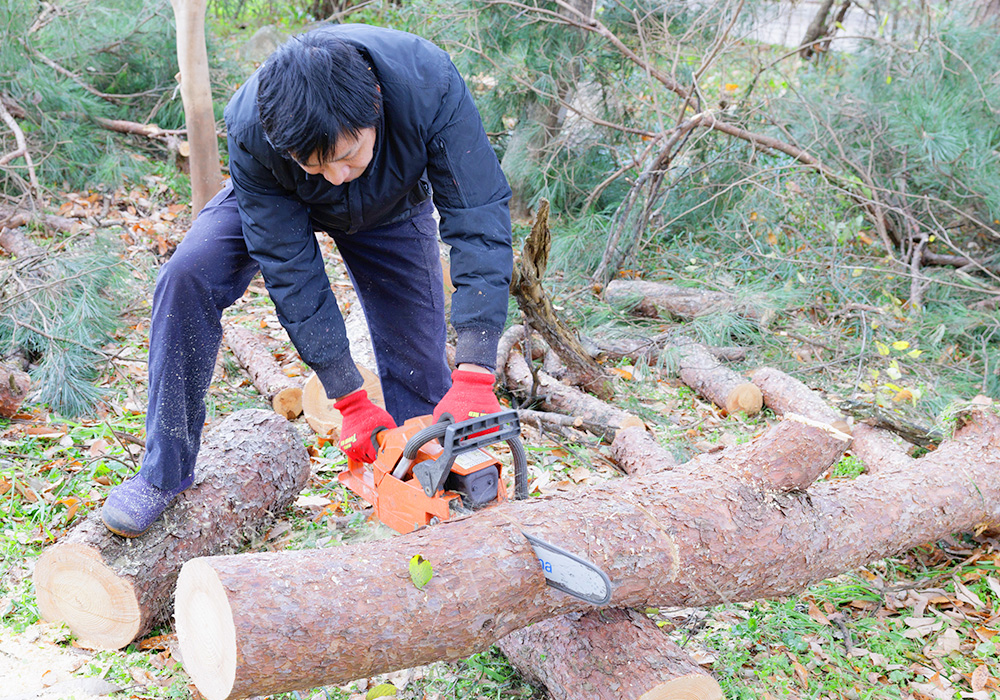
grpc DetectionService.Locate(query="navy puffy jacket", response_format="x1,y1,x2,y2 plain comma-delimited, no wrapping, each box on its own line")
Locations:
225,24,513,399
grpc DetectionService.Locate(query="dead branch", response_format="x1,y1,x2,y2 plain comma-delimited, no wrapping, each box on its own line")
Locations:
0,98,40,200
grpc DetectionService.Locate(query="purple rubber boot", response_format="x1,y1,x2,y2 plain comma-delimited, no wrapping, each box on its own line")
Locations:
101,473,194,538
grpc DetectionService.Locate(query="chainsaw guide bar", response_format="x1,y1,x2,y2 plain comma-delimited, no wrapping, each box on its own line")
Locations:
522,531,613,605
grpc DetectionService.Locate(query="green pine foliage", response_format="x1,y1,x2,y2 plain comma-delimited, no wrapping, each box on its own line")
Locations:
0,0,184,193
0,234,129,417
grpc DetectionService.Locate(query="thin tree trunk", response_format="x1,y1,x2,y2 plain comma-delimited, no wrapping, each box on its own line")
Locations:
170,0,223,215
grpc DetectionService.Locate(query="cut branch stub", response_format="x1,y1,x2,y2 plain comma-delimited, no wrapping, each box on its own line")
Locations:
510,200,615,399
33,410,310,649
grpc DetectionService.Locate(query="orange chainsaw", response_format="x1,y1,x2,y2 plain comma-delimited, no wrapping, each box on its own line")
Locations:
337,409,528,534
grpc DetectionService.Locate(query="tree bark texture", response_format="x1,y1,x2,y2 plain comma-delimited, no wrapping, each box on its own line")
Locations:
498,608,722,700
749,366,914,473
175,404,1000,700
669,340,762,415
502,333,644,442
223,325,303,419
0,363,30,418
33,410,310,650
604,280,763,323
510,201,615,399
594,333,747,365
169,0,223,215
749,366,850,433
798,0,837,58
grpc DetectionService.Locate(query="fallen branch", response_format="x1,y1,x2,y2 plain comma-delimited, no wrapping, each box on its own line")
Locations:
511,201,614,399
0,97,40,199
604,280,764,323
668,340,763,416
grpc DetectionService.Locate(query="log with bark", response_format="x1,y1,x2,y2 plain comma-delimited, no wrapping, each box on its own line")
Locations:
175,401,1000,700
498,609,722,700
749,366,916,474
502,326,645,442
594,332,747,365
0,363,30,418
33,410,310,650
510,200,614,399
668,339,762,416
223,325,303,419
604,280,764,323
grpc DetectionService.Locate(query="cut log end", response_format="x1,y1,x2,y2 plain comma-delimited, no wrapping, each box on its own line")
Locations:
271,386,303,420
637,675,724,700
175,559,237,700
302,366,384,436
724,383,763,415
34,544,140,650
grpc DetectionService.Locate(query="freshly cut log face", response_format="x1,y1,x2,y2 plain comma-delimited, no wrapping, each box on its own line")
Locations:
302,366,384,436
33,410,310,650
671,340,762,415
176,407,1000,700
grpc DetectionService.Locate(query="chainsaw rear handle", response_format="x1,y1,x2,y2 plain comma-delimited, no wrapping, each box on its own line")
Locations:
391,409,529,500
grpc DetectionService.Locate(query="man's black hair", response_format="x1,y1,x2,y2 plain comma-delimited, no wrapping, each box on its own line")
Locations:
256,31,381,163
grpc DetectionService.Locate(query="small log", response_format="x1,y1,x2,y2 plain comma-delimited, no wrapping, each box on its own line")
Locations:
301,366,385,437
511,200,615,399
33,410,310,650
223,325,303,419
595,333,747,365
503,338,644,442
749,366,850,434
604,280,762,322
175,407,1000,700
498,609,722,700
611,425,677,477
0,363,30,418
668,340,762,415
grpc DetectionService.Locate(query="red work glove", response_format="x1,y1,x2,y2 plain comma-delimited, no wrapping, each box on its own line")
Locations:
334,389,396,462
433,368,502,424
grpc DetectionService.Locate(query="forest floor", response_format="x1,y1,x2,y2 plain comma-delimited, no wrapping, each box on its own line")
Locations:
3,179,1000,700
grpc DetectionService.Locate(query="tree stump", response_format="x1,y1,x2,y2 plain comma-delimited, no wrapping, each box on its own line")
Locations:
0,363,30,418
33,410,310,650
223,325,303,419
175,405,1000,699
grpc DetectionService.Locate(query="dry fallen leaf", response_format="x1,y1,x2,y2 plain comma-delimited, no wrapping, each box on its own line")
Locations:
808,600,831,626
971,664,990,692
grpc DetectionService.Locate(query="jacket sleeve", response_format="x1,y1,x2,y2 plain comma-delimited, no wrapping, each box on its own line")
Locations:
425,62,513,372
227,135,363,399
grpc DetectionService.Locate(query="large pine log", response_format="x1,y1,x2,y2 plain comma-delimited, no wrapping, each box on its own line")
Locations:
33,410,310,650
175,405,1000,699
223,325,303,419
498,609,723,700
0,363,30,418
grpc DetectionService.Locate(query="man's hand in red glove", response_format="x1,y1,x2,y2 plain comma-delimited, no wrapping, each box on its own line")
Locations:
433,365,502,424
334,389,396,462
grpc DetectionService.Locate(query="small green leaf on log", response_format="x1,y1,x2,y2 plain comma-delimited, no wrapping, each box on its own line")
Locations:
366,682,398,699
409,554,433,590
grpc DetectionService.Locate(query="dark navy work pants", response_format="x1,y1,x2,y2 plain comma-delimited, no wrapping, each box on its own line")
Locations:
141,183,450,490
